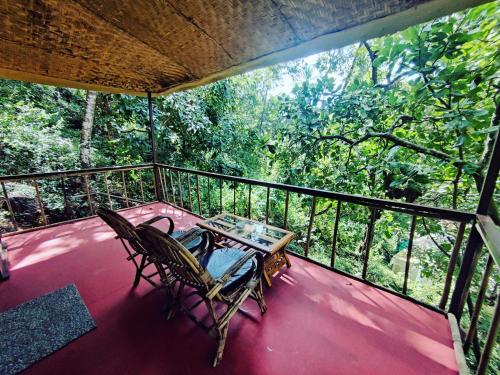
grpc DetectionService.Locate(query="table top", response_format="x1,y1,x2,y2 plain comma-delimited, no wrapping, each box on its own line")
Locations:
197,213,295,253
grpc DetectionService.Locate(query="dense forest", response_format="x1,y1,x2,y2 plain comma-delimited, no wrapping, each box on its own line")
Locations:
0,2,499,371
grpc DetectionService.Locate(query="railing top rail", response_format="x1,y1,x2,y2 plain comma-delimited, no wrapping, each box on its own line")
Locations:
158,163,475,223
0,163,154,182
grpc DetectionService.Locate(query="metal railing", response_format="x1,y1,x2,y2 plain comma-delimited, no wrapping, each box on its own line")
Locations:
0,164,156,233
155,164,474,310
448,214,499,375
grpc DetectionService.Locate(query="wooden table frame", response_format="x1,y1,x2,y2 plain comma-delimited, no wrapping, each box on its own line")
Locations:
197,213,295,287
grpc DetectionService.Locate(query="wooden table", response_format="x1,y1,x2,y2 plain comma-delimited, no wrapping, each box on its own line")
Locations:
197,213,295,287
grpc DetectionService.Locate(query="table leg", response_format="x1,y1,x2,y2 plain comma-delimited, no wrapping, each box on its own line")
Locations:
283,249,292,268
263,270,272,288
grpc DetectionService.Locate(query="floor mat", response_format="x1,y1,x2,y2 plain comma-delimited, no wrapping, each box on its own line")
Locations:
0,284,95,375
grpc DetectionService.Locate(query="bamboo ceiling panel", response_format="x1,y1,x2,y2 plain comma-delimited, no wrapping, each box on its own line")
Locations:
0,0,489,96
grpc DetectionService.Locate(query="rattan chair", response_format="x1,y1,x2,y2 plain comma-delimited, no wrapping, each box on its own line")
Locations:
136,223,267,367
96,206,202,288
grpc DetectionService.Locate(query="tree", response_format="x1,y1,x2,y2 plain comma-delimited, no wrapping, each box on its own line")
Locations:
80,90,97,169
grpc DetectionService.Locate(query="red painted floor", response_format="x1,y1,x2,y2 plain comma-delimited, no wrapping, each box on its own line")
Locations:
1,203,458,375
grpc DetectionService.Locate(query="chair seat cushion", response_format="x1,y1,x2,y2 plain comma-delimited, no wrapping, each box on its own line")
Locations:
200,248,254,294
171,230,202,252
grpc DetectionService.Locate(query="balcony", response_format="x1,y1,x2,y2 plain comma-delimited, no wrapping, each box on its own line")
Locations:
1,202,460,375
1,163,498,374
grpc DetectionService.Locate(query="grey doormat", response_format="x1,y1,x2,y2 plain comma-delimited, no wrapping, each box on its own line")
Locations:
0,284,96,375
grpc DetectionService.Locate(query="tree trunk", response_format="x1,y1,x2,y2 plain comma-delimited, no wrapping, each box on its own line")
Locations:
80,91,97,169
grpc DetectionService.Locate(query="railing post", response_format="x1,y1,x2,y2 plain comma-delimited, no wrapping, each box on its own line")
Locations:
103,173,113,208
186,174,193,211
169,170,176,206
83,175,94,215
402,215,417,294
159,168,167,202
284,190,289,229
196,175,202,215
121,171,129,208
147,91,161,201
60,177,72,218
32,179,47,226
233,182,236,215
464,255,494,354
305,196,317,258
361,208,378,280
138,171,145,203
450,128,499,320
265,187,270,224
163,168,171,202
207,177,211,215
177,171,184,208
476,292,500,375
1,182,19,231
219,178,223,213
331,201,341,268
247,184,252,219
439,222,466,309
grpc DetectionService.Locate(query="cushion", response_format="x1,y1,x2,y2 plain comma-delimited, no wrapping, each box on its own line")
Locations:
200,248,254,294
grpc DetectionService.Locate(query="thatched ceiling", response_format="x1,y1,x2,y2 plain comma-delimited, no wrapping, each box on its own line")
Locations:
0,0,489,96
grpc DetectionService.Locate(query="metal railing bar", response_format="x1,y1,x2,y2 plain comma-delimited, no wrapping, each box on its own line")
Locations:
138,171,145,203
331,201,341,268
121,171,129,208
187,174,193,211
1,182,19,231
247,184,252,219
158,164,474,222
361,208,377,279
476,291,500,375
284,190,290,229
0,164,153,182
439,222,466,310
464,255,494,354
159,167,167,202
305,196,317,258
219,178,223,213
196,175,202,215
207,177,211,214
176,171,184,208
233,182,236,215
83,175,94,215
403,215,417,294
265,187,270,224
60,177,71,214
32,180,47,226
102,174,113,209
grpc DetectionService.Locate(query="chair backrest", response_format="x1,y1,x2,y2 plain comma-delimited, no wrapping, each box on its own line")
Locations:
136,224,214,290
96,206,144,253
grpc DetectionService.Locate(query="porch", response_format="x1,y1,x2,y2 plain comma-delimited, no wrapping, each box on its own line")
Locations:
0,202,457,375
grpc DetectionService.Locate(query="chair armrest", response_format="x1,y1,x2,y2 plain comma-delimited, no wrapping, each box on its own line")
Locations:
141,216,174,234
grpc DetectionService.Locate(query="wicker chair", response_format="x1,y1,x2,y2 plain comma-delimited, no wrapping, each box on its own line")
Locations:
136,223,267,367
96,206,202,288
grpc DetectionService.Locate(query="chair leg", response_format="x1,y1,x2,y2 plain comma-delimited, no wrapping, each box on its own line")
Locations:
252,280,267,314
166,283,184,320
213,324,229,367
204,299,228,367
133,254,147,288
